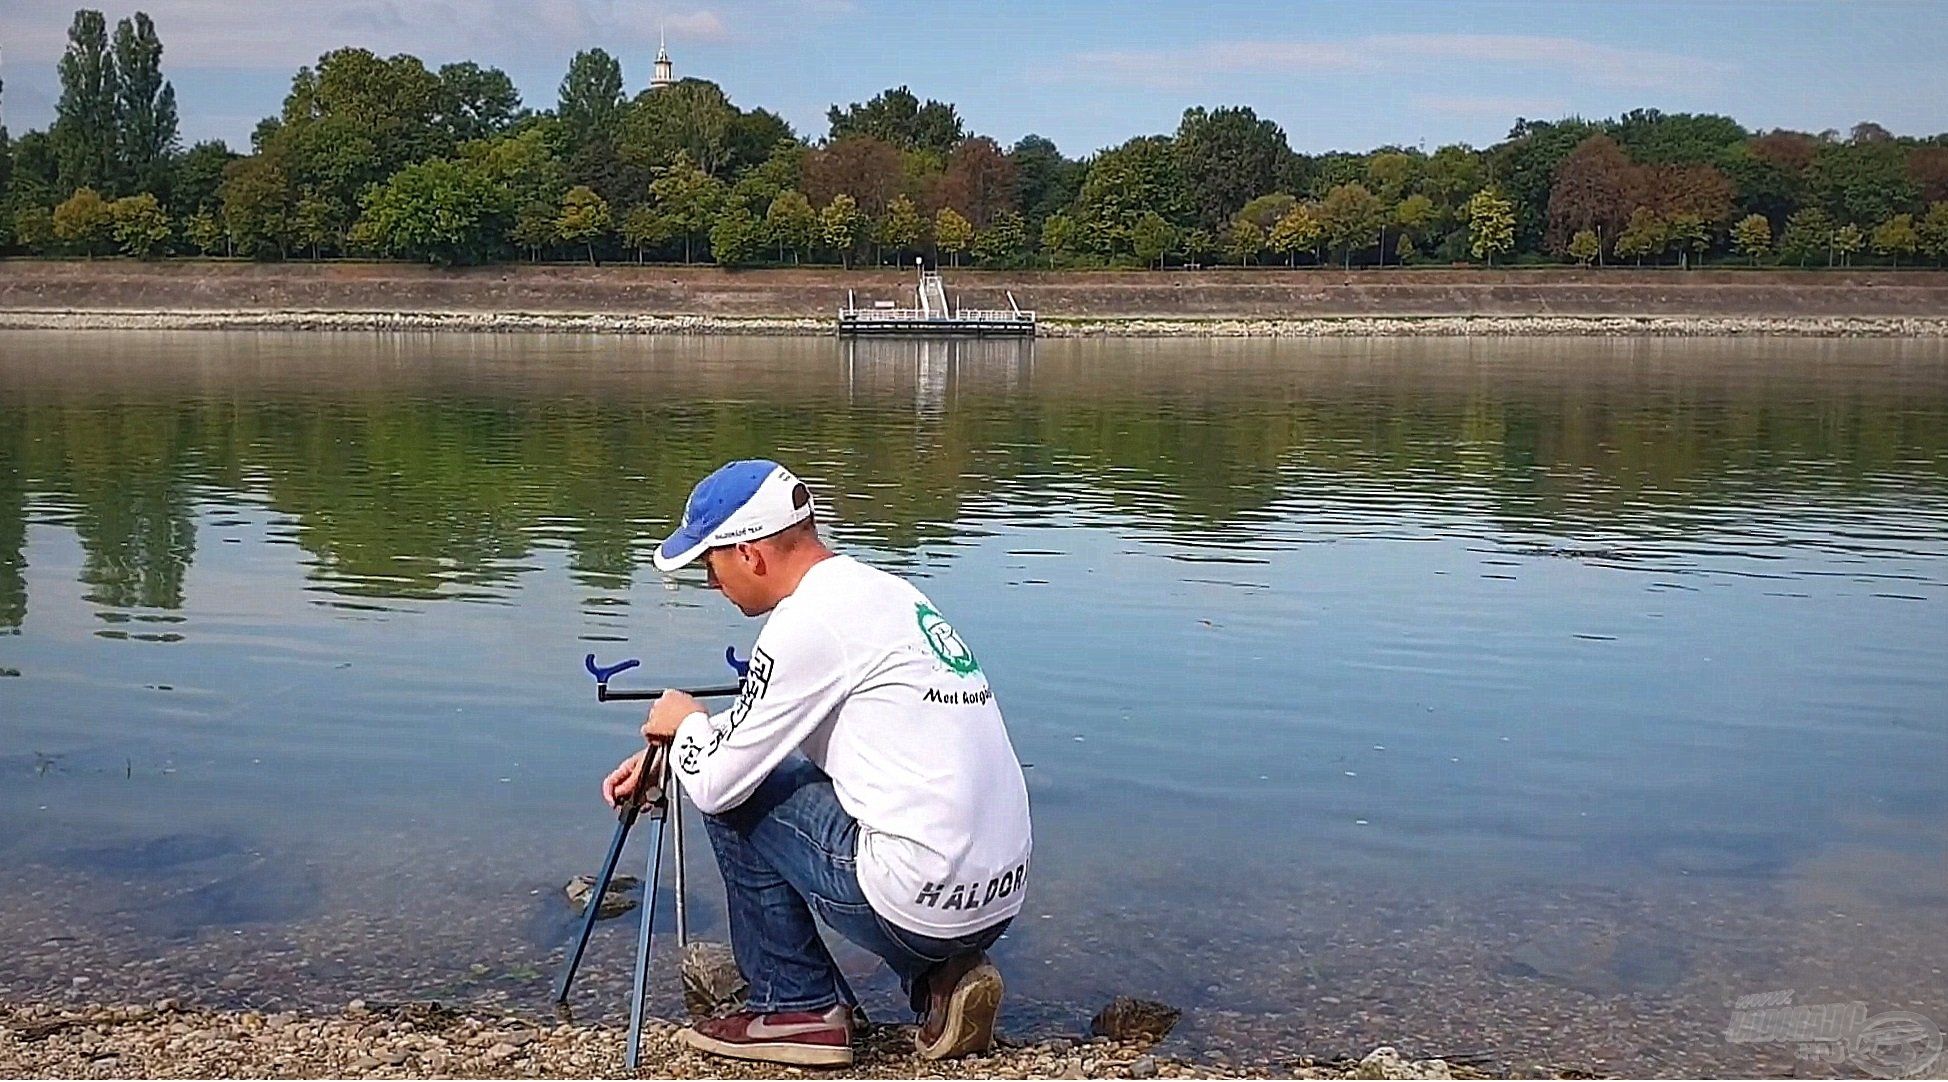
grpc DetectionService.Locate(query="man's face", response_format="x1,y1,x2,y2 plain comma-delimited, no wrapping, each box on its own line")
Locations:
703,544,770,616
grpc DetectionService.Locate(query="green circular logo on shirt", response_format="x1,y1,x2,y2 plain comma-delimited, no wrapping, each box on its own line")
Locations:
916,603,980,676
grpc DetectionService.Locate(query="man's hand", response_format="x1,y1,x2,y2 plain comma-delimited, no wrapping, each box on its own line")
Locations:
601,748,648,809
642,689,705,744
601,691,706,808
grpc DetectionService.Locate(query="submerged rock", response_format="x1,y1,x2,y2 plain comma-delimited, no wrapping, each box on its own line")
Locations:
1351,1045,1454,1080
678,941,747,1019
1090,997,1181,1043
562,874,639,919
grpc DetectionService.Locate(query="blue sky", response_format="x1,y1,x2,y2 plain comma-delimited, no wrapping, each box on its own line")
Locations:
3,0,1945,157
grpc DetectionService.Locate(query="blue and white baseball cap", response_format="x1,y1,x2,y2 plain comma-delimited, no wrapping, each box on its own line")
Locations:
653,460,815,572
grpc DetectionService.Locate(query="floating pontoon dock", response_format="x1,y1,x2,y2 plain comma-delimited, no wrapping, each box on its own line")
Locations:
837,268,1036,337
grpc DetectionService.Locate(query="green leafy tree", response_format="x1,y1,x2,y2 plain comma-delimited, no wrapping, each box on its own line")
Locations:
52,10,120,193
14,206,56,253
765,190,817,263
1174,105,1294,229
647,152,726,263
1779,207,1835,266
826,86,962,154
435,61,523,144
170,140,235,216
1222,217,1264,265
1317,182,1386,268
874,194,925,264
709,204,764,265
973,209,1028,266
557,49,625,144
1269,204,1321,267
619,205,664,262
1073,135,1186,257
1181,227,1219,267
1666,213,1710,269
109,192,171,258
292,194,341,259
219,155,293,259
1130,211,1175,269
1615,207,1667,265
1919,202,1948,265
1830,222,1864,267
934,206,973,267
511,200,558,262
820,193,866,267
1237,193,1298,232
1871,214,1918,266
555,184,612,265
1731,214,1771,265
355,157,511,265
112,12,179,197
1010,134,1084,229
1810,138,1918,228
1465,186,1517,266
1395,232,1417,265
1039,213,1077,267
1567,229,1601,267
184,207,224,255
53,186,115,257
623,78,739,177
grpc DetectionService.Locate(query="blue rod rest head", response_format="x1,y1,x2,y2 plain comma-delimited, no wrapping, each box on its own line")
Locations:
585,653,643,684
725,647,750,678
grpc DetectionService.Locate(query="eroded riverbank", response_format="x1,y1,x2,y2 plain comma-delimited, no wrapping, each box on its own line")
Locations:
2,308,1946,337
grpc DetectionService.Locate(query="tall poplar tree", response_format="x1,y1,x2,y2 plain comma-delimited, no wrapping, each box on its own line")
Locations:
113,12,179,198
53,9,121,192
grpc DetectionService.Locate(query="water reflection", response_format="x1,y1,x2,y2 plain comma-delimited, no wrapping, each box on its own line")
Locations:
1,332,1945,1075
3,333,1943,622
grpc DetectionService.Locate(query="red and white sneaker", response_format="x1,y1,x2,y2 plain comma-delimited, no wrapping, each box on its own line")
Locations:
682,1003,854,1067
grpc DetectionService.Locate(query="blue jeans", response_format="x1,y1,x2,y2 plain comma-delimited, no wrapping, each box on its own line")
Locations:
701,755,1011,1015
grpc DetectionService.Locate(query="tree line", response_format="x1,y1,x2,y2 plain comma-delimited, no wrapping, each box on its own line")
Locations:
4,8,1948,270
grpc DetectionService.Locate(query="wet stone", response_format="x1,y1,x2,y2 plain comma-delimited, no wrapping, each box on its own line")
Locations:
1091,997,1182,1044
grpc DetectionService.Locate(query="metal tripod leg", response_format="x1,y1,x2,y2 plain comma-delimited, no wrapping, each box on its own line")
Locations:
625,776,669,1069
554,800,640,1005
671,775,689,949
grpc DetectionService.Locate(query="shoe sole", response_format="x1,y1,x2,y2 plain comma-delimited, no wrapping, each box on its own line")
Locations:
916,962,1003,1060
682,1027,854,1067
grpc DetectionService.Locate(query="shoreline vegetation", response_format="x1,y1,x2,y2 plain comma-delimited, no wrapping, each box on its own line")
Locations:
5,12,1947,278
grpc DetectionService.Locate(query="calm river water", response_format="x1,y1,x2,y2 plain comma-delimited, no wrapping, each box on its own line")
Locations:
2,332,1945,1076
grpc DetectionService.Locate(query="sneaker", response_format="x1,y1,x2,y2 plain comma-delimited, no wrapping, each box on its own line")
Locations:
915,953,1004,1060
682,1003,854,1067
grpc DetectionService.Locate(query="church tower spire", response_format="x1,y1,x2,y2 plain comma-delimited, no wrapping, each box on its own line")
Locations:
651,25,674,89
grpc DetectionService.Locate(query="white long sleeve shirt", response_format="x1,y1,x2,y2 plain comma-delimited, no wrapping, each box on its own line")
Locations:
671,554,1033,937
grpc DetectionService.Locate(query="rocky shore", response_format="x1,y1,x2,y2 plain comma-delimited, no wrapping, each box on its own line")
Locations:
0,1000,1490,1080
1,307,1945,338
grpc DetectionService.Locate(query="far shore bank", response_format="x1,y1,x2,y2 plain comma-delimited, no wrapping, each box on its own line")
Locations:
0,262,1943,339
3,307,1946,338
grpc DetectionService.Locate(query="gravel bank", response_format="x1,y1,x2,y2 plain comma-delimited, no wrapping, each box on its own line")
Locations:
0,308,1944,337
0,1000,1494,1080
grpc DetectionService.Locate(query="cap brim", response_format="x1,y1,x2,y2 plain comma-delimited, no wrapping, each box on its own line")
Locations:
652,528,712,572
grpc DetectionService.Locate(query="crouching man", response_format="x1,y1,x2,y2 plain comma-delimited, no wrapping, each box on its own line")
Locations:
602,460,1032,1068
